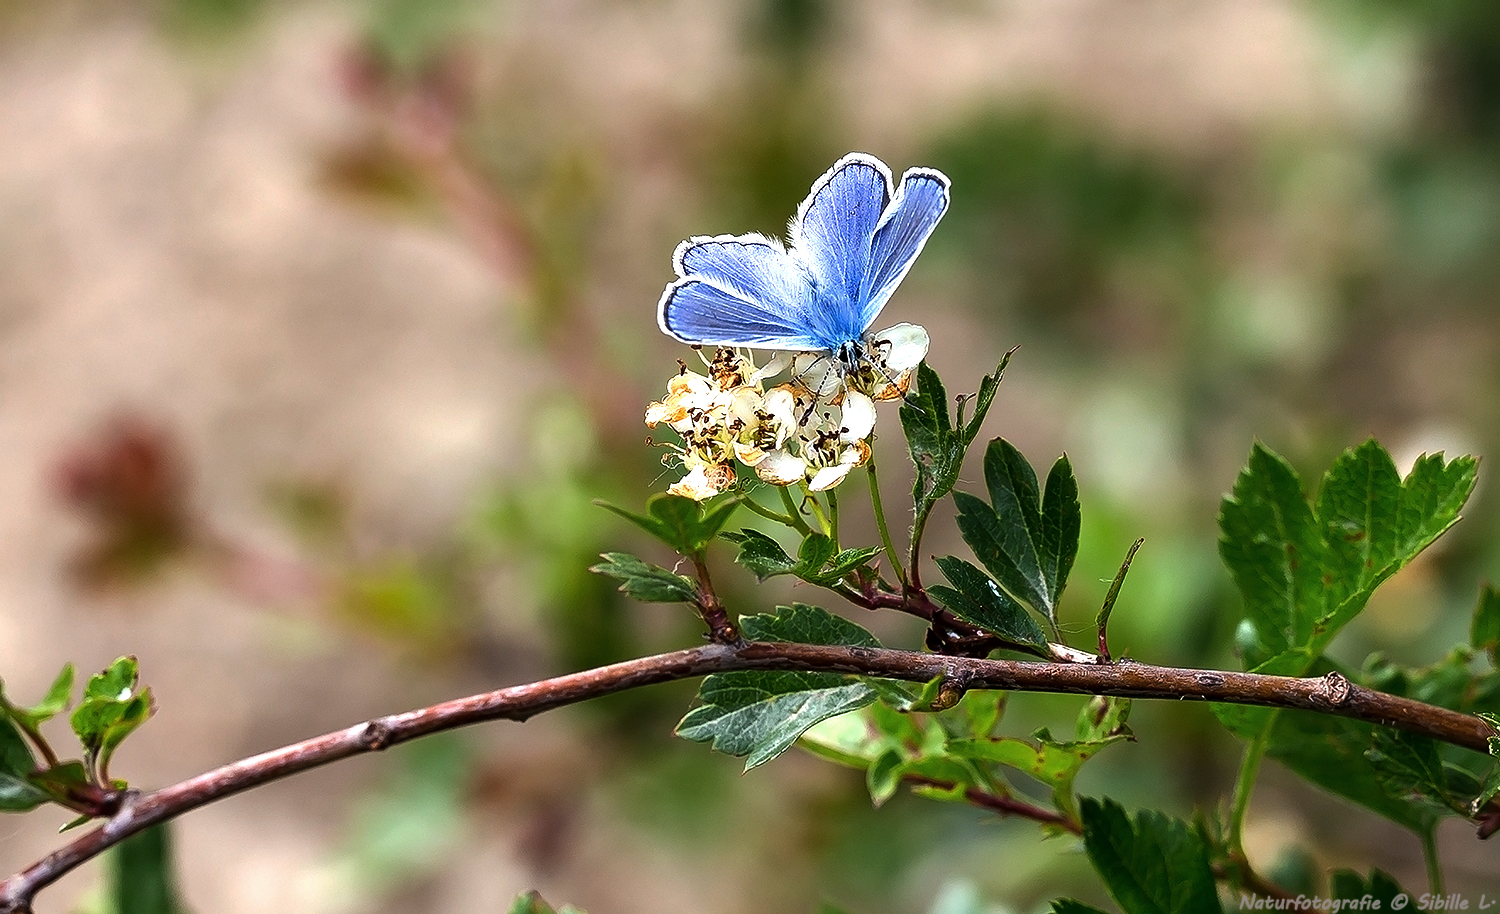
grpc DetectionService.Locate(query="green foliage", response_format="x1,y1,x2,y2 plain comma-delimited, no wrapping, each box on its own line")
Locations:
950,439,1081,630
1473,583,1500,664
0,717,48,812
589,553,698,604
109,824,186,914
723,529,881,587
676,605,881,770
928,556,1049,653
1219,441,1476,678
72,657,154,785
1366,728,1484,819
507,890,587,914
1328,868,1406,904
901,353,1012,534
1078,798,1221,914
598,494,740,556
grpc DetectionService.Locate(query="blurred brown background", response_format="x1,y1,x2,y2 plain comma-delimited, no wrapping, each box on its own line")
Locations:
2,1,1498,911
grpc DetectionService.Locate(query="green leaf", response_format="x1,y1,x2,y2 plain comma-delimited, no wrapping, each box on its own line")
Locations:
110,823,185,914
1480,712,1500,757
1250,707,1439,832
71,657,154,781
930,556,1048,651
1039,456,1081,607
723,528,797,579
0,664,76,733
596,493,740,555
1366,728,1474,818
1076,696,1132,743
903,353,1014,526
28,761,96,812
1050,902,1112,914
1214,441,1477,736
1328,869,1405,905
677,605,880,770
950,729,1129,822
1473,583,1500,664
953,440,1081,627
0,717,47,812
506,891,587,914
1079,798,1221,914
589,553,697,604
723,530,880,588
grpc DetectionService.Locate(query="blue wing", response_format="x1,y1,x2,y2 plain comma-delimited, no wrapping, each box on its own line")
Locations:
858,167,950,330
789,153,892,340
657,234,822,349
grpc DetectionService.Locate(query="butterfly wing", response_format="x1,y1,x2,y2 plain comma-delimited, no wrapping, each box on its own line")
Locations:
657,234,823,349
858,167,951,331
789,153,893,345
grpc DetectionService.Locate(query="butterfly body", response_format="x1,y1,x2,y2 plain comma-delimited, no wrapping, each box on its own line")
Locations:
658,152,951,372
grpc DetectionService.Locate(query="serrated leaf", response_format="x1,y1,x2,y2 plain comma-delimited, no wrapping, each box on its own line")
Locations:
1080,798,1221,914
903,354,1013,525
1250,707,1439,832
589,553,697,604
1473,584,1500,664
723,529,797,579
1366,729,1472,818
1480,712,1500,757
1039,456,1081,607
596,494,739,555
110,823,185,914
931,555,1048,650
72,657,154,780
0,718,47,812
677,605,880,770
723,530,879,588
953,440,1081,626
1214,441,1476,738
1328,869,1405,904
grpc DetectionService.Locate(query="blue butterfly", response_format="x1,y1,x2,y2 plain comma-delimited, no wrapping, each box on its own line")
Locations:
657,152,950,373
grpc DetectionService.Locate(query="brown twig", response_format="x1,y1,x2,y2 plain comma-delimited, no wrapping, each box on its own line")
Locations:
0,642,1492,912
904,774,1082,834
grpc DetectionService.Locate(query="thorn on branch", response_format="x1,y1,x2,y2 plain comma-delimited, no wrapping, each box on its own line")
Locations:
1096,538,1144,664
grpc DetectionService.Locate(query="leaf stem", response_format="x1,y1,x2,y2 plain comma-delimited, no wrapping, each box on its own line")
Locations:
866,454,908,587
1421,828,1444,896
778,485,812,536
802,488,832,538
740,491,799,528
826,487,840,548
688,553,741,645
1229,729,1270,861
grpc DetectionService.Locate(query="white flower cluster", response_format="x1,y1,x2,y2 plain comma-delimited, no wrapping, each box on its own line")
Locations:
645,323,929,500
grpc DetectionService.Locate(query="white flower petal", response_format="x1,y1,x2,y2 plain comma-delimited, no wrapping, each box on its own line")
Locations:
756,450,808,486
871,323,929,373
752,351,793,383
808,464,854,491
839,391,876,442
668,464,731,501
791,352,844,398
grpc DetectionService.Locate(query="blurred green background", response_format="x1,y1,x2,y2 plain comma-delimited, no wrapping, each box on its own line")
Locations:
1,0,1497,911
